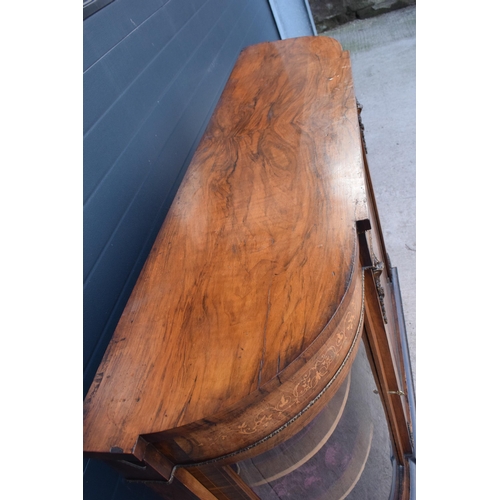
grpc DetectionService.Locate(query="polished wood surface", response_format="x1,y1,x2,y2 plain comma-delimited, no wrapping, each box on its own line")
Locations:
363,270,413,463
83,35,416,499
83,35,369,465
147,271,362,465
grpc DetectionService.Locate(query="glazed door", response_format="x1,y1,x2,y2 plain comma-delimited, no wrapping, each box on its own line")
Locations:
232,338,396,499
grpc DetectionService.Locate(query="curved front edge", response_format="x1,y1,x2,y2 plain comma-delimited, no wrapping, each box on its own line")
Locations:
141,259,365,473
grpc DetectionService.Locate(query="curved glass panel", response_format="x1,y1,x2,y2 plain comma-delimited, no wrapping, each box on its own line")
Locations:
236,339,393,499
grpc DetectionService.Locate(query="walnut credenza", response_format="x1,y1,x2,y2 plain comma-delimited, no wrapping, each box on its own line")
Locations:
83,36,416,500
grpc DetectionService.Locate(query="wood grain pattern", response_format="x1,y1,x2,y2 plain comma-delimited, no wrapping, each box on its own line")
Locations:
189,465,260,500
362,269,413,463
148,269,363,465
84,36,369,468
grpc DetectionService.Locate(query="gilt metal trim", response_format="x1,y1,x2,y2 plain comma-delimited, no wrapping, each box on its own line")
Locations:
372,257,388,324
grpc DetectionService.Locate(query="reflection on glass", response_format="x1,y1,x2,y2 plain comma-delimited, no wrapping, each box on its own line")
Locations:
236,339,393,499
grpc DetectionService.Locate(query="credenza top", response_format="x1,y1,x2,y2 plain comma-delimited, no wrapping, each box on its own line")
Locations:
84,36,368,458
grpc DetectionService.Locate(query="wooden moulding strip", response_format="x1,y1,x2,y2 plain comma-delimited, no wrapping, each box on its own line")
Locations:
362,268,413,464
174,468,220,500
187,465,261,500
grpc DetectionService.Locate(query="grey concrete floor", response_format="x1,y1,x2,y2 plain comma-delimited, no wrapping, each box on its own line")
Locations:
321,7,416,386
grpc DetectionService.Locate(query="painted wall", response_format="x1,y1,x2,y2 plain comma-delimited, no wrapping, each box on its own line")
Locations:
83,0,281,394
83,0,280,498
